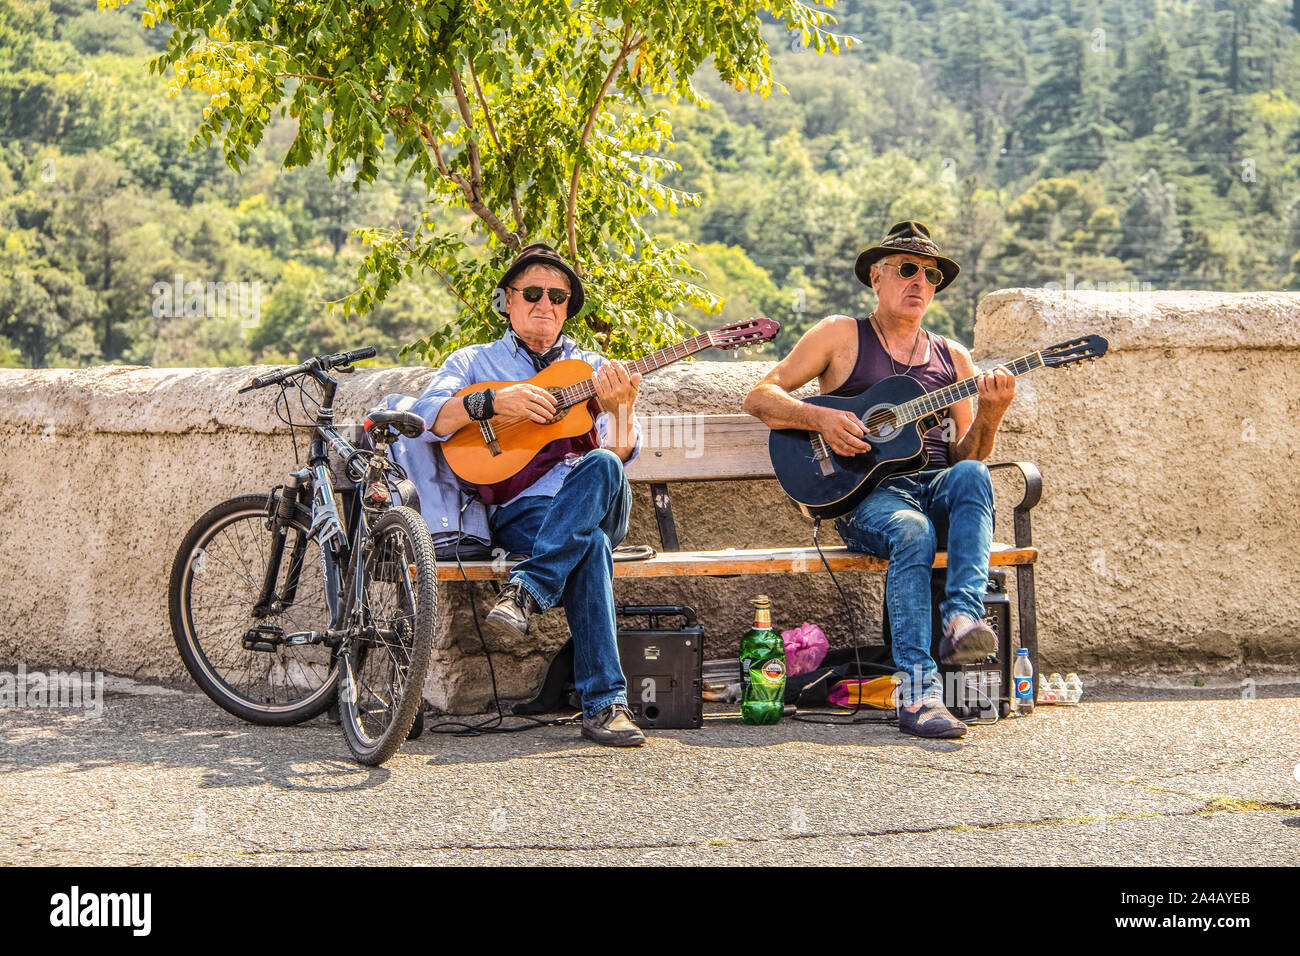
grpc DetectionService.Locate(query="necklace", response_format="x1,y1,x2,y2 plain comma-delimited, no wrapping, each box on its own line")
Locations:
870,312,924,375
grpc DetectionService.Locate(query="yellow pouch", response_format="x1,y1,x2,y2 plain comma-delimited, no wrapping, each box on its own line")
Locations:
830,675,900,710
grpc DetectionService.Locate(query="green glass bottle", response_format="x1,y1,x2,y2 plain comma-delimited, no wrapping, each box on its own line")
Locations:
740,595,786,725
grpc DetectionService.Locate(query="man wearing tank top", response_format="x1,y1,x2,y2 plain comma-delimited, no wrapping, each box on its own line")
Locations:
743,221,1016,739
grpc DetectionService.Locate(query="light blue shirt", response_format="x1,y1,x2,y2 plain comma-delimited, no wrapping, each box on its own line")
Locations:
382,329,641,551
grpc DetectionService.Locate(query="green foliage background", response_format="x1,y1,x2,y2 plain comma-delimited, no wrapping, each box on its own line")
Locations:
2,0,1299,369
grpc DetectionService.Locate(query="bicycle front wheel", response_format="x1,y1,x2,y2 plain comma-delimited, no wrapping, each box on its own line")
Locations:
338,506,437,765
169,493,339,725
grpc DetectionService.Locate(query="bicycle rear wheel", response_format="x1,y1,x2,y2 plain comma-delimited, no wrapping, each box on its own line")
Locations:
338,506,437,765
169,493,339,725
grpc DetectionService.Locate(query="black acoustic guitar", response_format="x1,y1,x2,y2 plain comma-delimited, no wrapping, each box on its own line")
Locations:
768,335,1108,520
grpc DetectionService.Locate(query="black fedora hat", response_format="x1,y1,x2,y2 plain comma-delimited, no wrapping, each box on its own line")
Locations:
854,220,960,294
495,242,585,319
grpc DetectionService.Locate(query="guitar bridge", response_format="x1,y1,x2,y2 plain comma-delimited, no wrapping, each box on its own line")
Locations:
478,419,502,456
809,433,835,476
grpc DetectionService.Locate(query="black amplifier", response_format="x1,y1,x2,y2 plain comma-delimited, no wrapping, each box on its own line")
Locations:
883,569,1013,719
616,605,703,729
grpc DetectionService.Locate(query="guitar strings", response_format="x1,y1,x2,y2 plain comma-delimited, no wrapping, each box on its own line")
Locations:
853,351,1054,432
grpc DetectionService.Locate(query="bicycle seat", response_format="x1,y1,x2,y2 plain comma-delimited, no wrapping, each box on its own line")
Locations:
363,409,426,439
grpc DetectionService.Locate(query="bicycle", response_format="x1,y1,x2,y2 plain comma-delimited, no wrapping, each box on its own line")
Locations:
167,346,438,765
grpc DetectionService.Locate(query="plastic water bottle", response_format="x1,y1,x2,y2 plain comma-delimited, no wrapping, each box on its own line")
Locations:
1012,648,1034,715
1064,672,1084,704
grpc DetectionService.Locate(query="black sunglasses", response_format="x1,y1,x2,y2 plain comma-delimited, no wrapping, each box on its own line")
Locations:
881,261,944,286
511,285,571,305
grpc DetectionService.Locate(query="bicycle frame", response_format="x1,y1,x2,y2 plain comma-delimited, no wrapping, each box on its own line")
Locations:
246,365,395,651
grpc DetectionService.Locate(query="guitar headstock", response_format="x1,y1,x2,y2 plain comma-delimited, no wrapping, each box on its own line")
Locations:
706,317,781,351
1041,334,1108,369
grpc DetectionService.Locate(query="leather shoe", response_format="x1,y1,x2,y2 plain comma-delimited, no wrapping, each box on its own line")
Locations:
485,582,538,638
939,616,997,665
581,704,646,747
897,698,968,739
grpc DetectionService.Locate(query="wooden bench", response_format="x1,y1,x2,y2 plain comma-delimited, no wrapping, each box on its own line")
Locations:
433,414,1043,691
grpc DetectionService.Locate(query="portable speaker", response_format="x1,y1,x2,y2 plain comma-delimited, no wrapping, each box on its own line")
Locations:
616,605,703,729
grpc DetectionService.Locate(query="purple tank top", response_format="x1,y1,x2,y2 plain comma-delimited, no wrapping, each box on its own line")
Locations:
828,317,957,469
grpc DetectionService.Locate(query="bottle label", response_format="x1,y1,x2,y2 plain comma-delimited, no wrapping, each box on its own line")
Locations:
761,659,785,681
1014,677,1033,700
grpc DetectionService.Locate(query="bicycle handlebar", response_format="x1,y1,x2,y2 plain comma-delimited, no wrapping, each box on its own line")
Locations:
238,346,378,393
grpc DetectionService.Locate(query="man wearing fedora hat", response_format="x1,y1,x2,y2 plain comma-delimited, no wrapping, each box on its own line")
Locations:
401,242,648,746
743,221,1017,739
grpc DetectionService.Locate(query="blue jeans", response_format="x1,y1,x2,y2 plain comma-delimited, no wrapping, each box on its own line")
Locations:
835,460,994,706
488,449,633,718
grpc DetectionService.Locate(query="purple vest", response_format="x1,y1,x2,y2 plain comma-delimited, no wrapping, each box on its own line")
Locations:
828,318,957,469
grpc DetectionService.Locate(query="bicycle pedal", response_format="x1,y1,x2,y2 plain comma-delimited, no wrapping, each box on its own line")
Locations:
241,625,284,652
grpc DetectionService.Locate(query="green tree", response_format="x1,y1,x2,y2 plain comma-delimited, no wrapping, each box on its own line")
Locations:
998,176,1127,287
1115,29,1194,140
937,0,1027,164
0,236,99,367
1120,169,1182,276
118,0,850,363
679,241,788,356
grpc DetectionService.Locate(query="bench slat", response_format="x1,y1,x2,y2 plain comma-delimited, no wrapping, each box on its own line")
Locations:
435,543,1037,581
625,414,774,482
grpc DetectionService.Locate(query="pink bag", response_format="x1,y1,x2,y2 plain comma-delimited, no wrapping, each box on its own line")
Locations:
781,622,829,676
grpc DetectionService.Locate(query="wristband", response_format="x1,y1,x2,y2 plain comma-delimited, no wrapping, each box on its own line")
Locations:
464,388,495,421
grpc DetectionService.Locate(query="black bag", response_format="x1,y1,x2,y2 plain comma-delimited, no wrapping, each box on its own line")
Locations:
784,646,896,705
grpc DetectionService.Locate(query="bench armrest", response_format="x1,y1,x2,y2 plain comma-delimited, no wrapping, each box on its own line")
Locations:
987,461,1042,548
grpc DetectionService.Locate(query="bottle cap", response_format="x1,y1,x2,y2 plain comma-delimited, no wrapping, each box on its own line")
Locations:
1016,648,1029,656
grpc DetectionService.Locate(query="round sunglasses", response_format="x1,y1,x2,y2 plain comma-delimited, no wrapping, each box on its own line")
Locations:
510,285,571,305
879,261,944,286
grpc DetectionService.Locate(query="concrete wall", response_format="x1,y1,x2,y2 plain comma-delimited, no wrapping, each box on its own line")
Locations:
975,289,1300,677
2,290,1297,712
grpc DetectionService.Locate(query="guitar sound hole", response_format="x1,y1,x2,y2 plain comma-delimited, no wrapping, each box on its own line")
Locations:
863,403,898,442
545,388,569,425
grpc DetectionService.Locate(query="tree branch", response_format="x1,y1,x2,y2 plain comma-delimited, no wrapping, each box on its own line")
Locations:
469,60,526,242
448,70,484,199
566,25,648,264
408,115,517,246
273,72,337,84
446,69,521,250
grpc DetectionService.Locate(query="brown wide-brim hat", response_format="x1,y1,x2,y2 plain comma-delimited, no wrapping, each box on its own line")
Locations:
854,220,960,294
495,242,585,319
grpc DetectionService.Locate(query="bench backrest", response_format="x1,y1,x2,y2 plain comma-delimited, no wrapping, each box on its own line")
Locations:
625,414,772,483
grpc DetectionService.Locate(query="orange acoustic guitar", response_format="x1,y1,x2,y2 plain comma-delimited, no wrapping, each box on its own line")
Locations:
442,318,780,503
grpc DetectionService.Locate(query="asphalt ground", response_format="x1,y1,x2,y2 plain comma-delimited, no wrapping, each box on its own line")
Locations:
2,674,1298,868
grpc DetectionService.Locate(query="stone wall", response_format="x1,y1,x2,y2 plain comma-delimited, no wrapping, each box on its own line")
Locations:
1,290,1296,713
974,289,1300,678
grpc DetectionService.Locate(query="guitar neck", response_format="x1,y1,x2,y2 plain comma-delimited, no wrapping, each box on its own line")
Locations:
888,351,1044,426
555,332,717,408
